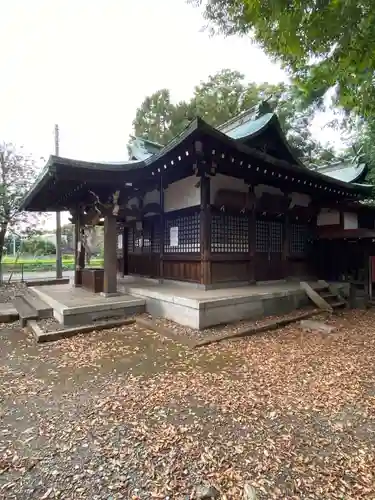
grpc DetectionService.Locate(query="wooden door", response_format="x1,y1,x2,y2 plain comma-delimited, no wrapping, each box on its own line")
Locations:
254,218,284,281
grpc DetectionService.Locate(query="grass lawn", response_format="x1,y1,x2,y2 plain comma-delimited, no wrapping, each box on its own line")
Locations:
1,256,103,272
0,309,374,498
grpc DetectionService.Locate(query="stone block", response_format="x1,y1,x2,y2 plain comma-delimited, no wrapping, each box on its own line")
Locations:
199,300,264,329
300,319,336,334
262,295,295,317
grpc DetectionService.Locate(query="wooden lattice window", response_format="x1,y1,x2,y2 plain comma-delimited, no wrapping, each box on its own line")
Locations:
142,221,152,253
128,227,134,253
270,221,283,253
164,213,200,253
290,223,309,255
151,221,161,253
211,214,249,253
255,220,269,253
256,219,283,253
134,224,143,253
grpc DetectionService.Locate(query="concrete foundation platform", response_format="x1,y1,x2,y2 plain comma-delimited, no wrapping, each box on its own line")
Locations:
119,279,349,329
30,285,146,326
0,303,19,323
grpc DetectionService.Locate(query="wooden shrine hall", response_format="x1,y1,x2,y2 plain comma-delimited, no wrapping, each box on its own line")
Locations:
21,103,375,298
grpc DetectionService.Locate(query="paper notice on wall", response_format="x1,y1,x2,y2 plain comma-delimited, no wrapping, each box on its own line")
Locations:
170,226,178,247
117,234,123,249
77,241,82,252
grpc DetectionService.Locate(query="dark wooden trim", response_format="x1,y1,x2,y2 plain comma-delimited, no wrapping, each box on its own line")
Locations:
316,228,375,240
256,212,285,222
163,254,200,261
282,211,290,276
159,174,165,279
200,174,211,285
248,185,256,281
74,217,81,286
123,227,128,276
287,254,309,261
339,210,344,229
210,253,250,261
103,215,118,294
164,205,200,218
76,220,86,284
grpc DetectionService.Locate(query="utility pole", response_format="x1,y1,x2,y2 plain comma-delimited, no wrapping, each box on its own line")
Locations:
55,124,62,279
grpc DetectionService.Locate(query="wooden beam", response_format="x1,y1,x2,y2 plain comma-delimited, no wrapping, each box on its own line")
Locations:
123,227,128,276
159,175,165,279
73,218,80,286
283,211,291,278
200,174,211,286
103,215,118,295
248,185,256,282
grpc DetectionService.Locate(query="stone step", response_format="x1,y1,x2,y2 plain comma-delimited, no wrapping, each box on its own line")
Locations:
23,289,53,319
13,296,38,327
331,300,346,309
300,281,333,312
302,281,347,312
320,291,336,300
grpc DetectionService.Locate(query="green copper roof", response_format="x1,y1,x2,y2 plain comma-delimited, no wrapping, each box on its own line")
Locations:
225,113,274,140
128,136,162,161
316,161,368,184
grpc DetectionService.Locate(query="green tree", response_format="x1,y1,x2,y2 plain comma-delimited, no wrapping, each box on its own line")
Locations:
0,143,42,275
132,69,334,166
133,89,193,144
192,1,375,118
22,237,56,256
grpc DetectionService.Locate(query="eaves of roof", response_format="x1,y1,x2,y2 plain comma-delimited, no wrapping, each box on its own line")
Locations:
20,117,374,211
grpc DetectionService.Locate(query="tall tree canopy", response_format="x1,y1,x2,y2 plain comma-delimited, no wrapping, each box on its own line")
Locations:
0,143,42,269
132,69,334,166
192,0,375,118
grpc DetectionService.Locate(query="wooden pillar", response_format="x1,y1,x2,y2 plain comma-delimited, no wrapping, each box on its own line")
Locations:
103,214,118,295
122,227,128,276
248,185,256,283
74,213,86,286
200,174,211,286
282,213,291,278
159,175,165,280
73,217,80,286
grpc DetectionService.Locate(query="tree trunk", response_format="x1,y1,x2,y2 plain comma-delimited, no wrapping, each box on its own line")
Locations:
0,224,8,285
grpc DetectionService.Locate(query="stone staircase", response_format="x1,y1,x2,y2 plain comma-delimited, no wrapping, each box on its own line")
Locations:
300,281,347,312
13,289,53,327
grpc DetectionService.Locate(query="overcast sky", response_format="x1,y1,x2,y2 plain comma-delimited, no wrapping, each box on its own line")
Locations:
0,0,334,229
0,0,288,162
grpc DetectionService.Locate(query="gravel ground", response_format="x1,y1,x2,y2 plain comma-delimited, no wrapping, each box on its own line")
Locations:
37,316,133,333
1,310,375,499
140,306,317,341
0,283,26,303
37,318,66,333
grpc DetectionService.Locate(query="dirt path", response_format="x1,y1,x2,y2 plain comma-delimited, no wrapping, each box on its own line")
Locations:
1,310,375,499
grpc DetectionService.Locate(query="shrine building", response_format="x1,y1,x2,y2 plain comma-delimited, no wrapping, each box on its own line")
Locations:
20,103,375,327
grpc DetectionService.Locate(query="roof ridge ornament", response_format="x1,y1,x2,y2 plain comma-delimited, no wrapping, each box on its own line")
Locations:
255,99,274,119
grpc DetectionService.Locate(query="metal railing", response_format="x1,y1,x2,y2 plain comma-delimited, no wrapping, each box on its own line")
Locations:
1,259,103,283
1,262,72,283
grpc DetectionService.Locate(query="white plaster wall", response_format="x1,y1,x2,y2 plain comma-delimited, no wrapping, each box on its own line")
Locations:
317,209,340,226
254,184,283,198
143,189,160,205
344,212,358,230
127,196,139,209
126,196,138,221
290,192,311,208
164,176,200,212
210,174,248,204
143,188,160,217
